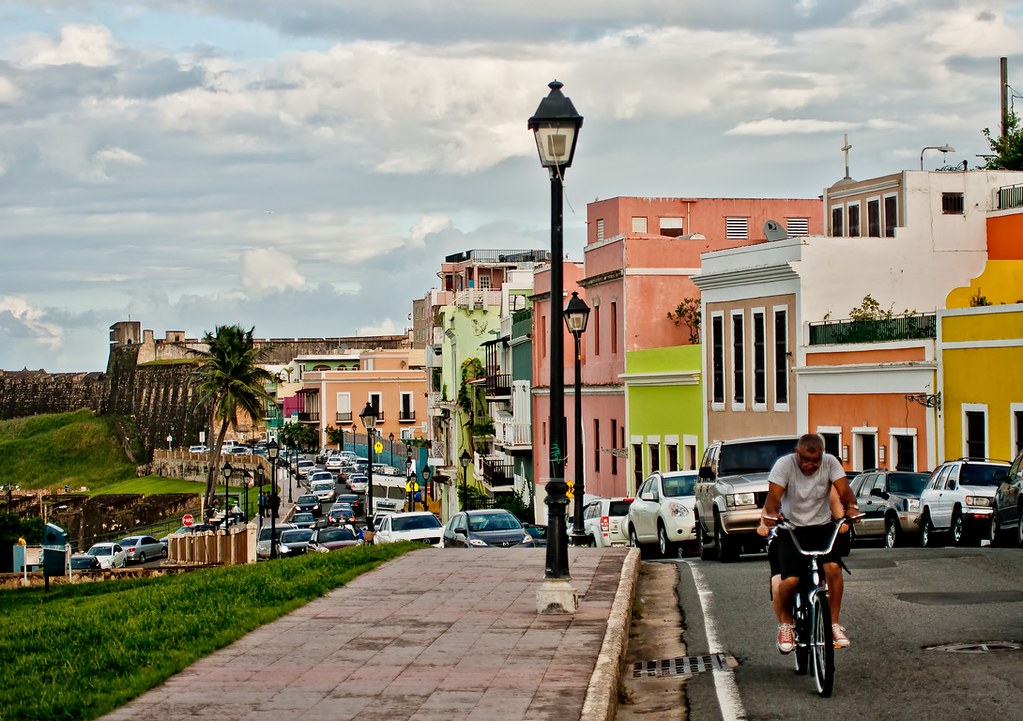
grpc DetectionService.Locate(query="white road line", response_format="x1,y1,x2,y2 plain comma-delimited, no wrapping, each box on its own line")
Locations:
685,560,747,721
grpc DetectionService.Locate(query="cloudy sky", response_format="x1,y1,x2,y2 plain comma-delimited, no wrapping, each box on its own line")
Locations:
1,1,1021,372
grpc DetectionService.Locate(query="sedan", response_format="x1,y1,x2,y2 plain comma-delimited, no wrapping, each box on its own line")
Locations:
310,526,360,552
373,512,444,546
277,528,315,556
324,456,345,471
117,535,167,564
347,474,368,493
442,509,527,548
86,542,127,569
70,553,101,571
290,512,318,530
328,503,357,525
256,523,297,560
295,493,322,516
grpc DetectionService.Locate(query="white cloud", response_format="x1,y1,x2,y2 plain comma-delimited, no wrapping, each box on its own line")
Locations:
11,24,117,67
408,215,453,248
726,118,853,136
239,249,305,295
0,296,63,350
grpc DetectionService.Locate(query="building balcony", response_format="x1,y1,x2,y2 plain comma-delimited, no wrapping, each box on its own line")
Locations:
996,182,1023,210
399,410,416,423
453,289,503,310
296,412,320,422
495,420,531,450
481,458,516,490
336,411,353,424
808,313,936,346
485,373,512,398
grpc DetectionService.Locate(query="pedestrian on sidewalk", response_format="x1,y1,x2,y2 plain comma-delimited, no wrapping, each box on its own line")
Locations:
257,492,266,519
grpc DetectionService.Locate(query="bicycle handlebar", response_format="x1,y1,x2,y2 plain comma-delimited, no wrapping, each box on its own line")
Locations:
763,514,865,557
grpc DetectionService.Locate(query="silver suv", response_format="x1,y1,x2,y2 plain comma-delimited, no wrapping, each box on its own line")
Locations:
694,436,801,562
918,458,1009,546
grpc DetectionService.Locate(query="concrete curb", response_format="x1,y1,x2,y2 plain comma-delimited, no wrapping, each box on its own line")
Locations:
581,547,642,721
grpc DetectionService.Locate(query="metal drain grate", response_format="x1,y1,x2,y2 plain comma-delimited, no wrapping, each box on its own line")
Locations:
925,641,1022,654
632,653,733,678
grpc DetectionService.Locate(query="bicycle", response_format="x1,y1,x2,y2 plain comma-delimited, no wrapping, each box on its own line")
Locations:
768,515,859,697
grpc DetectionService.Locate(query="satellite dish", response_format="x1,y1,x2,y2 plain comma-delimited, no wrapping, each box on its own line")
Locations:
764,220,788,242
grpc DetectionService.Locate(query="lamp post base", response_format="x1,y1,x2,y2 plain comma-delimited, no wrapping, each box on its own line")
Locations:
536,578,579,614
569,526,590,547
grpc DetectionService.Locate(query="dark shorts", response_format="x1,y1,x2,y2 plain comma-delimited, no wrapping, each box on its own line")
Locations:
776,523,842,580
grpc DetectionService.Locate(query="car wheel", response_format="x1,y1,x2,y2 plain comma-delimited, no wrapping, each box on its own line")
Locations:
951,510,965,546
161,546,168,559
138,552,146,564
714,514,738,562
657,523,678,559
885,517,901,549
629,526,651,560
921,512,938,548
696,513,716,560
1016,507,1023,548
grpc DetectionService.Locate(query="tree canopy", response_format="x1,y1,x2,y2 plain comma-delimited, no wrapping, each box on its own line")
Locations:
983,111,1023,170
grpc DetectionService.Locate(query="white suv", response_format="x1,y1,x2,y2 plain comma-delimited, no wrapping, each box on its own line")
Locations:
919,458,1009,546
581,497,634,548
627,471,698,558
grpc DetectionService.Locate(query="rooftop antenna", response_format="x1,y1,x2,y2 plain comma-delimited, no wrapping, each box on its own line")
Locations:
841,134,852,180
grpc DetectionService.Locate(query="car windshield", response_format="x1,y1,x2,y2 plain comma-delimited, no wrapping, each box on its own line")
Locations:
959,464,1008,486
888,473,930,495
391,515,442,531
662,475,696,498
298,495,318,504
317,528,356,542
468,513,522,532
280,530,314,543
119,537,141,545
718,439,797,475
293,513,314,521
87,546,111,556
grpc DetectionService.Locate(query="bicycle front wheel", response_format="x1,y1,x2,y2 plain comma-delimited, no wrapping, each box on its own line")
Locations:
811,593,835,697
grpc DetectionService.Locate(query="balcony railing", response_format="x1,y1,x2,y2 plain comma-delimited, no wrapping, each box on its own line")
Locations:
296,412,320,422
482,459,515,488
454,289,503,310
399,410,416,422
336,411,353,423
511,308,532,338
996,183,1023,210
809,313,936,345
485,373,512,397
495,420,531,449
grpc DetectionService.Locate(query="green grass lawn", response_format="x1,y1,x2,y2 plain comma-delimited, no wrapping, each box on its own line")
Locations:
0,543,420,721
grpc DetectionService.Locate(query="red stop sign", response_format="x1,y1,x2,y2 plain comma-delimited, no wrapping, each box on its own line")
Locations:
182,514,194,527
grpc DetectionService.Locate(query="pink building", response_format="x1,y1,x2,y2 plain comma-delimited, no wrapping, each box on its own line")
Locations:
533,196,825,502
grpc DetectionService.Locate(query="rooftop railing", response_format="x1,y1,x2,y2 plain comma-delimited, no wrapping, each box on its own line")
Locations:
809,313,936,345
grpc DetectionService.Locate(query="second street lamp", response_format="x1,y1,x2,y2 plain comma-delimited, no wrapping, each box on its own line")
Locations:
565,291,591,546
529,79,582,584
221,462,233,532
460,450,472,512
267,440,279,559
360,402,379,531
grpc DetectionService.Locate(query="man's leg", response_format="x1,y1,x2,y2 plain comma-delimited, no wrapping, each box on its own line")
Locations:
776,575,799,624
824,561,849,647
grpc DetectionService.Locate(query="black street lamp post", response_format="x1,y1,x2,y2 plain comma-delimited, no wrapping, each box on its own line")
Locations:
255,463,264,528
360,402,379,531
389,432,395,466
221,462,232,532
289,447,296,503
565,291,591,545
405,451,414,512
421,465,433,511
460,450,472,512
267,441,279,559
529,79,582,582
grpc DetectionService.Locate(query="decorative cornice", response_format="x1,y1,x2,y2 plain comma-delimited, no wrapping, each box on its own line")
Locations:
578,268,624,288
620,370,701,387
692,264,799,291
532,384,624,396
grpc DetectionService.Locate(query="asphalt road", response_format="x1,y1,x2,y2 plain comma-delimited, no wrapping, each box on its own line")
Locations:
671,544,1023,720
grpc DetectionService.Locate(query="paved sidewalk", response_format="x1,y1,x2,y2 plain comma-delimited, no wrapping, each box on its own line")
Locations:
103,547,638,721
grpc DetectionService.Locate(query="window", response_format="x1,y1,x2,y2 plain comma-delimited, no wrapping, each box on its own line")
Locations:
659,217,684,237
821,432,840,458
369,392,382,418
649,443,660,473
965,408,987,458
336,393,352,423
633,443,644,488
400,392,414,421
894,435,915,471
632,216,648,233
611,419,618,475
773,308,788,405
867,198,881,237
593,304,600,356
596,218,605,242
786,217,809,236
942,193,965,215
831,206,844,237
685,443,697,470
711,313,724,405
478,274,492,289
611,301,618,354
667,444,678,471
593,419,600,472
540,314,547,358
732,311,745,406
848,202,861,236
857,433,877,470
1015,410,1023,455
884,194,898,237
726,217,749,239
753,310,766,406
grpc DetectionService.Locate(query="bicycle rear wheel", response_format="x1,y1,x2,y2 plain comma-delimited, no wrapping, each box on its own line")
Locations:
811,593,835,697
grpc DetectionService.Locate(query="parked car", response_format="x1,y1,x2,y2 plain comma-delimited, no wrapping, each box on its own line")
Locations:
117,535,167,563
347,474,369,493
310,526,360,552
521,523,547,547
295,493,322,516
919,458,1009,546
991,448,1023,546
582,497,634,549
86,542,127,569
310,479,337,503
848,470,931,547
256,523,297,559
188,444,210,453
629,472,698,558
291,512,318,530
694,436,801,562
442,509,527,548
69,553,101,571
373,512,444,546
277,528,315,556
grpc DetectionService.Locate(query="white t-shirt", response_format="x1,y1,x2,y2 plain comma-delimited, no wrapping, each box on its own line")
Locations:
768,453,846,526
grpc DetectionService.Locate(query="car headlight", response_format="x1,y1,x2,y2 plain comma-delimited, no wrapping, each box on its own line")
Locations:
965,496,993,507
726,492,756,508
280,546,291,554
905,499,920,512
666,502,690,517
468,538,488,547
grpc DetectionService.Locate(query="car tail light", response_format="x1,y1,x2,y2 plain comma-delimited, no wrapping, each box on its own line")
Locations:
600,517,609,533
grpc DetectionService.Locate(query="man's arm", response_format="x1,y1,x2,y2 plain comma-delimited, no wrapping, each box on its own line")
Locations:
832,475,858,518
762,481,786,526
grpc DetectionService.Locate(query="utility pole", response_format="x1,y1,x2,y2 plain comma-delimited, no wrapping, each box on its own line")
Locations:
1001,57,1009,138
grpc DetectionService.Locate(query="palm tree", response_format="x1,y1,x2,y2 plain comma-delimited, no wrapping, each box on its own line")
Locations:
191,325,276,510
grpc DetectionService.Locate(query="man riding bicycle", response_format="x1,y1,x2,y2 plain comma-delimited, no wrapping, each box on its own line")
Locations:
762,433,858,652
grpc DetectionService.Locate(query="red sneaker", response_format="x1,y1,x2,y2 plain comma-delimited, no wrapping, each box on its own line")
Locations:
777,623,795,654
